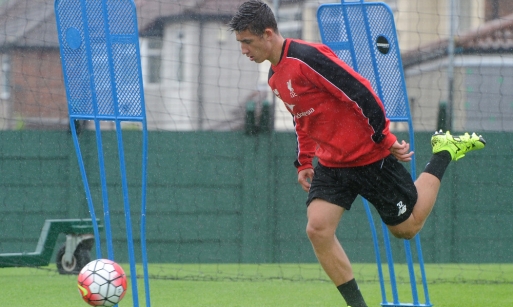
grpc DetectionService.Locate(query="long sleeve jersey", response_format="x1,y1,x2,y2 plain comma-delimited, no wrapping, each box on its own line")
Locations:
268,39,397,172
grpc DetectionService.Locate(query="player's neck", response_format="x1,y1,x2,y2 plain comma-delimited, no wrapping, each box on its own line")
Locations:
269,35,285,66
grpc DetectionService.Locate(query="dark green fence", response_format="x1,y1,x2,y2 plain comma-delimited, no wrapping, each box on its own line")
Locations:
0,131,510,264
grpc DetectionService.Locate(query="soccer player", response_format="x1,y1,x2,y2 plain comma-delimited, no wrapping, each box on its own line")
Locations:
229,1,486,306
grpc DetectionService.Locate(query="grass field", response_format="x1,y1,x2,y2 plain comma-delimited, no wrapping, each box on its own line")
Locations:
1,263,512,306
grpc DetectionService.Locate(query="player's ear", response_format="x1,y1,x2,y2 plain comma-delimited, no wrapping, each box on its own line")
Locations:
263,28,274,40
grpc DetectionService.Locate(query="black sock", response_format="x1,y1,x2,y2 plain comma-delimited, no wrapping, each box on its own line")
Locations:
423,151,452,181
337,278,367,307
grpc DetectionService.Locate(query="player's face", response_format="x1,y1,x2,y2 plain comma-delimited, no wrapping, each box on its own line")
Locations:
235,29,272,64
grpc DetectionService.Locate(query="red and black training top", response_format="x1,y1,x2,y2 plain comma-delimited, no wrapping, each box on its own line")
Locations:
268,38,397,172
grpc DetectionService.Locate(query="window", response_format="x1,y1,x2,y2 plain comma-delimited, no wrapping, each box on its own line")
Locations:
1,54,10,100
176,31,184,82
146,37,162,84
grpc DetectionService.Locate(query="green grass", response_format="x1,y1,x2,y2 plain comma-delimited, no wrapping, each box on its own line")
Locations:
1,264,512,306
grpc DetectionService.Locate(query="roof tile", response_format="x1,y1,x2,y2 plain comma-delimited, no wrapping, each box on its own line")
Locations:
402,12,513,67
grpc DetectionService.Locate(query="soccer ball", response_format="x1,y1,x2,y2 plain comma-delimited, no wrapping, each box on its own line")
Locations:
77,259,127,306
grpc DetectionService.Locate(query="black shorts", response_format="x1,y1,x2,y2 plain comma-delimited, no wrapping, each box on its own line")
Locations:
306,155,418,226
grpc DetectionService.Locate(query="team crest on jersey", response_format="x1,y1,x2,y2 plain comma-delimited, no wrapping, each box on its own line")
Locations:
287,80,297,98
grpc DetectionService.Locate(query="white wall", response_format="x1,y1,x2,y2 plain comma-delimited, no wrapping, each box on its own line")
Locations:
142,21,261,131
405,54,513,132
394,0,485,51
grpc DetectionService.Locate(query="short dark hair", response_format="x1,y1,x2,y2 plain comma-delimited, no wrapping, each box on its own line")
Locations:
228,0,278,36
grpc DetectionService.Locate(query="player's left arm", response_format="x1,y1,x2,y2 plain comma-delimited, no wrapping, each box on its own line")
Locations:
296,43,394,148
389,139,414,162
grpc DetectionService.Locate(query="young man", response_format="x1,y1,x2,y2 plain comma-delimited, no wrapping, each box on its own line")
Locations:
229,1,486,306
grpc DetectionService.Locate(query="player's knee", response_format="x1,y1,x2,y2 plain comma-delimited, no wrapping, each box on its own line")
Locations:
388,215,423,240
306,221,333,242
390,227,418,240
393,231,415,240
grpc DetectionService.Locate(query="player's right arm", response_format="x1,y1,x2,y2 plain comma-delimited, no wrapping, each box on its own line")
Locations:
298,168,314,192
389,139,414,162
293,116,316,177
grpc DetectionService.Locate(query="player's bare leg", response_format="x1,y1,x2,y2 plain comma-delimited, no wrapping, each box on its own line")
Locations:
388,172,441,239
306,199,352,284
306,199,368,307
389,130,486,240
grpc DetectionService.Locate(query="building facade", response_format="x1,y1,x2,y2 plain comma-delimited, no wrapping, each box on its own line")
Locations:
0,0,512,132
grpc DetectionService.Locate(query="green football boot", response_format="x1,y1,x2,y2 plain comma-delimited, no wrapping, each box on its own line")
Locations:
431,130,486,161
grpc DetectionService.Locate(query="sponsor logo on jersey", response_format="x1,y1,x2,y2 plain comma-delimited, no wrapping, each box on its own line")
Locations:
295,108,315,118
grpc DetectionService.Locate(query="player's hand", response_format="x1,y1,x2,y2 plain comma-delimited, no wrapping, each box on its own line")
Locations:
389,140,414,162
298,168,314,192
